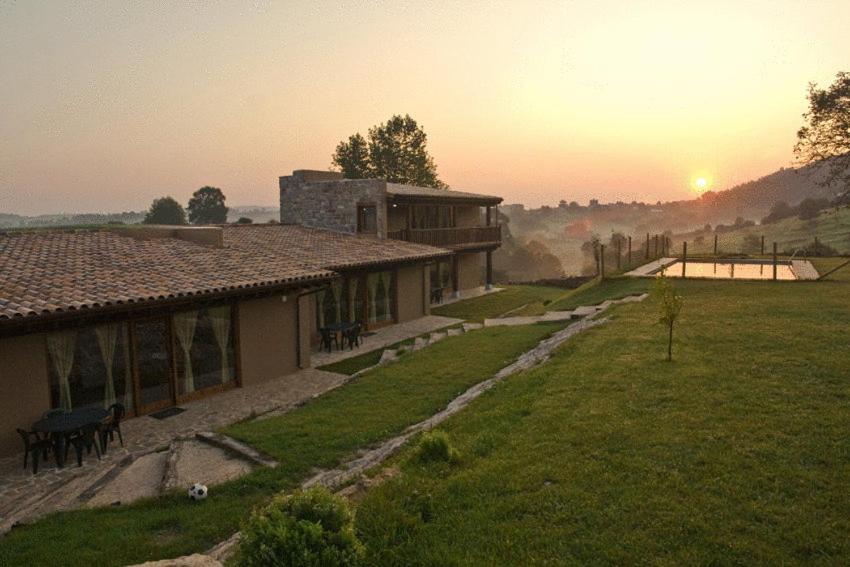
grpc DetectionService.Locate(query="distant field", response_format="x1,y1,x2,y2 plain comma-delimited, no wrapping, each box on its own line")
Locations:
672,206,850,256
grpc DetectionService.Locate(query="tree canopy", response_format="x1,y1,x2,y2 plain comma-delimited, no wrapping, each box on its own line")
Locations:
332,114,447,188
187,186,228,225
143,196,186,225
794,71,850,196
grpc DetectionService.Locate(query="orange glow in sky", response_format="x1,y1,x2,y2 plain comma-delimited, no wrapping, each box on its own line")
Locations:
2,1,849,214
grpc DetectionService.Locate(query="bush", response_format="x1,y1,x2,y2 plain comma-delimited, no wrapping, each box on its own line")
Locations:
237,487,363,567
416,431,460,464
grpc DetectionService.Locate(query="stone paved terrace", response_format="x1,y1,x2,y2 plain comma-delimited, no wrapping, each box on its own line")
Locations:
0,367,349,532
311,314,463,367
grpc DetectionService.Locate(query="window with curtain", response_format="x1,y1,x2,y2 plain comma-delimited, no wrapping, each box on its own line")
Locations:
47,323,132,411
368,270,394,323
175,305,236,395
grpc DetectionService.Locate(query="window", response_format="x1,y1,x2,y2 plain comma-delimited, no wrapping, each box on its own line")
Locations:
174,306,237,396
366,270,394,324
430,260,452,293
47,323,133,412
412,205,454,229
357,205,377,233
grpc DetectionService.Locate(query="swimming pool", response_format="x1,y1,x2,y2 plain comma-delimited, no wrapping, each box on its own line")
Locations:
657,260,797,280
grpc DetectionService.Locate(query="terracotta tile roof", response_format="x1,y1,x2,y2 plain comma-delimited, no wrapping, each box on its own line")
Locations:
222,224,451,271
0,230,333,322
386,183,502,204
0,225,449,324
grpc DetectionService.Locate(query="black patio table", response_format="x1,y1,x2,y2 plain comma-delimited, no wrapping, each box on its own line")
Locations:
32,407,110,469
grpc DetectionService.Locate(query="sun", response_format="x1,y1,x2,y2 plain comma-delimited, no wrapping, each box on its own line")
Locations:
695,177,707,189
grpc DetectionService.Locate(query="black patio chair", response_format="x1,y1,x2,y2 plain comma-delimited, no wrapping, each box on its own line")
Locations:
319,327,337,352
66,423,101,466
16,428,53,474
99,403,125,453
343,323,362,350
431,287,443,304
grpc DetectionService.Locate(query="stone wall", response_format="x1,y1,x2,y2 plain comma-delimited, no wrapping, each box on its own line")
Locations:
279,172,388,237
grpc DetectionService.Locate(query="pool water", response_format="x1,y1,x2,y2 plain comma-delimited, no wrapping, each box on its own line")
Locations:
658,260,797,280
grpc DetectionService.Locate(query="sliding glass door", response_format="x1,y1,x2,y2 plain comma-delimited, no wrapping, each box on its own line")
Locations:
133,318,174,414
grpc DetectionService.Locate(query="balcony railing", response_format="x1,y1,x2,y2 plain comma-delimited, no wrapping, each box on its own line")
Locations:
387,225,501,248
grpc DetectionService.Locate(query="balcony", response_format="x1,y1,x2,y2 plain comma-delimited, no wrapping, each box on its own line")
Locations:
387,225,501,248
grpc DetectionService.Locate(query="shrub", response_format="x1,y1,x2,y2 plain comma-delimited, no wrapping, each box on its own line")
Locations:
416,431,460,464
237,487,363,567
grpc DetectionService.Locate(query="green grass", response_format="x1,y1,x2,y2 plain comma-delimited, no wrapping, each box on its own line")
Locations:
431,285,566,322
354,258,850,564
0,323,563,567
673,206,850,255
546,276,651,311
317,337,418,376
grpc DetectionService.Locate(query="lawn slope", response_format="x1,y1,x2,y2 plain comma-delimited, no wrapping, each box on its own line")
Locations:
356,260,850,564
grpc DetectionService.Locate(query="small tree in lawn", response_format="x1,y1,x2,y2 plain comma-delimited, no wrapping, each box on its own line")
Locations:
187,186,228,224
143,196,186,225
654,273,683,362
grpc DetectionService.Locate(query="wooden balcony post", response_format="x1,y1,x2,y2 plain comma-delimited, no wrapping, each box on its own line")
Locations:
451,254,460,298
486,206,492,226
486,250,493,290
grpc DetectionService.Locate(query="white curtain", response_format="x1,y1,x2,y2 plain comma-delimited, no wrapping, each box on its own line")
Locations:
331,281,343,325
47,330,76,410
367,273,380,323
173,310,198,394
316,289,326,329
379,271,392,321
95,323,120,408
348,278,359,323
209,306,232,384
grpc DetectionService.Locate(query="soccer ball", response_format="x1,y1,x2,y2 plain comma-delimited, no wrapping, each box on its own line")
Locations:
188,483,208,501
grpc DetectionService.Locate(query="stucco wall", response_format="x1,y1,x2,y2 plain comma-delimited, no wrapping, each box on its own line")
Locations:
279,175,388,237
457,252,484,291
0,333,51,457
237,293,301,386
396,264,427,322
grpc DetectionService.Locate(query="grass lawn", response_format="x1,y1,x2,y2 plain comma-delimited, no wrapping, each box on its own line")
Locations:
317,336,418,376
0,323,563,567
432,285,566,322
546,276,651,311
354,258,850,564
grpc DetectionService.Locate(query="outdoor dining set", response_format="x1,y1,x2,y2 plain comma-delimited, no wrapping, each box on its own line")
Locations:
319,321,363,353
16,403,125,474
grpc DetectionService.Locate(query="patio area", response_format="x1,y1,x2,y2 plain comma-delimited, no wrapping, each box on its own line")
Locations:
311,314,464,367
0,367,350,534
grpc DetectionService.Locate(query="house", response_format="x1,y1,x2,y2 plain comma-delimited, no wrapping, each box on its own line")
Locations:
0,176,502,457
280,170,503,303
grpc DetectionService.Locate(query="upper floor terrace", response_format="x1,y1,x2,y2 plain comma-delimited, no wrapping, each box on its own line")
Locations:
279,170,502,251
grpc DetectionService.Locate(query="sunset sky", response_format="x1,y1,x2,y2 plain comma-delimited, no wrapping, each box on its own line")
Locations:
2,1,849,215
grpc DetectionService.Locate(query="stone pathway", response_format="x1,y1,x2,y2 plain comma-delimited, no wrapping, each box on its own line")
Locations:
311,315,464,367
0,368,349,534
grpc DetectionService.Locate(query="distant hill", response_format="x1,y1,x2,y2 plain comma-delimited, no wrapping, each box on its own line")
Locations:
0,206,280,229
670,205,850,256
694,159,847,222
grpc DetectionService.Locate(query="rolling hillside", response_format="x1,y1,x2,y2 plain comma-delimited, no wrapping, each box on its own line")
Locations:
671,205,850,256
